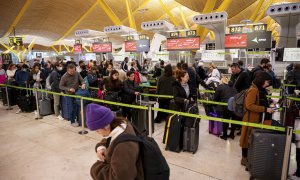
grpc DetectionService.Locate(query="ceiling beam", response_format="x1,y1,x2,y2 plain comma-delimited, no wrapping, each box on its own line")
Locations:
254,0,274,23
121,0,151,23
249,0,265,21
158,0,180,27
97,0,122,25
125,0,137,30
179,6,189,29
0,40,19,59
2,0,32,38
51,2,98,46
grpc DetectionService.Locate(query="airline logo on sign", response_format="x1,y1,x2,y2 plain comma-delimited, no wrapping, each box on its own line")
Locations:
125,41,137,52
225,34,247,49
167,37,200,51
92,43,112,53
74,44,83,53
247,31,271,49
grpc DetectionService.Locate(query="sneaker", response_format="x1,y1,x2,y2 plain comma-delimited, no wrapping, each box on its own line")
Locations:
71,122,79,127
57,115,64,121
16,109,22,114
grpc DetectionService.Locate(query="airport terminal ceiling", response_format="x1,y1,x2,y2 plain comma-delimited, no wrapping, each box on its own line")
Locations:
0,0,299,49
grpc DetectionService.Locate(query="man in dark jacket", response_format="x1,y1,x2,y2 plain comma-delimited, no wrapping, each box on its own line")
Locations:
120,57,129,72
250,58,270,82
230,63,251,93
122,71,140,121
181,63,198,99
49,62,63,119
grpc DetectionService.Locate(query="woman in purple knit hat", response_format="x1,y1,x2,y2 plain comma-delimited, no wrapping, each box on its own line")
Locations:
86,103,144,180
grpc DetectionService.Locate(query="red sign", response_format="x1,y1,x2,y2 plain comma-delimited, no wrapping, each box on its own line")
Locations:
92,43,112,53
167,37,200,51
125,41,137,52
225,34,247,48
74,44,82,53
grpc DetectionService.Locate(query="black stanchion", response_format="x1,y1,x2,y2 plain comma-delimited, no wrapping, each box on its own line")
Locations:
78,98,88,135
5,86,12,110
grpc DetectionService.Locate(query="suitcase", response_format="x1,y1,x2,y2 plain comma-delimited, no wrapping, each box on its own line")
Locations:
131,97,155,135
208,112,222,136
39,92,53,116
184,103,199,127
17,87,35,112
165,115,184,153
61,96,70,120
248,129,286,180
183,119,200,153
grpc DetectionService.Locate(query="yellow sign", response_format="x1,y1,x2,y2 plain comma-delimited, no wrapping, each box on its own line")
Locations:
186,30,196,37
229,26,243,34
170,31,179,38
253,24,267,32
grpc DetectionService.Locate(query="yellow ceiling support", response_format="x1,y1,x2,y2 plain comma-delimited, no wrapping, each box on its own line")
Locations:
71,47,74,52
216,0,233,12
59,45,62,53
122,0,150,23
197,0,217,41
158,0,180,27
249,0,265,21
125,0,137,30
51,2,98,46
2,0,32,38
28,37,36,50
179,6,189,29
90,46,92,52
254,0,274,23
97,0,122,25
51,46,59,54
0,40,19,56
209,31,215,40
62,42,70,52
83,46,91,52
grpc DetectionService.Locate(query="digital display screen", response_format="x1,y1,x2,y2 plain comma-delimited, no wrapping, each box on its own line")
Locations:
125,41,137,52
136,39,150,52
225,34,247,49
92,43,112,53
74,44,83,53
167,37,200,51
247,31,271,49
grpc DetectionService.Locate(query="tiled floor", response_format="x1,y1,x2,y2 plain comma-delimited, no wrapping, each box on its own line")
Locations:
0,104,297,180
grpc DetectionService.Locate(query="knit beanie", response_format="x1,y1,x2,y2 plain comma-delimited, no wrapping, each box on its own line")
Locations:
86,103,114,131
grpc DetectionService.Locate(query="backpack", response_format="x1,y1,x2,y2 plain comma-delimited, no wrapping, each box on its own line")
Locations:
112,128,170,180
231,89,248,117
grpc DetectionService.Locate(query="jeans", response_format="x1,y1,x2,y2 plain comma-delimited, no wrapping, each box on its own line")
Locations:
66,96,78,123
53,94,60,116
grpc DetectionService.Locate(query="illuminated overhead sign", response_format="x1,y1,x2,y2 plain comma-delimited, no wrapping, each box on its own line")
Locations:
125,41,137,52
92,42,112,53
74,44,83,53
167,37,200,51
225,34,247,48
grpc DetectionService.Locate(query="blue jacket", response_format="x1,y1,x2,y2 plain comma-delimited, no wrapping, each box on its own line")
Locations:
15,70,30,87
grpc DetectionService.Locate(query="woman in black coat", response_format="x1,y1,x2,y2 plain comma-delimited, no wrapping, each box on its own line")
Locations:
214,77,237,140
172,70,195,112
122,71,140,121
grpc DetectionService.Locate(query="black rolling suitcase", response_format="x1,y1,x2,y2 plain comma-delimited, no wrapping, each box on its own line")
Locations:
131,96,155,135
164,114,184,153
183,102,200,153
248,129,286,180
17,86,35,112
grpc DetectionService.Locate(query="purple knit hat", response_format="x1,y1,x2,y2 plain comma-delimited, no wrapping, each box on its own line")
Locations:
86,103,114,131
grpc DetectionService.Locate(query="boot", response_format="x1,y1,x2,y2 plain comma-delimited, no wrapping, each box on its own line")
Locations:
241,157,248,166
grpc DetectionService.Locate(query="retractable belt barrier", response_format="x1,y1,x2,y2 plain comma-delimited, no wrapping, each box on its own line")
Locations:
1,83,300,135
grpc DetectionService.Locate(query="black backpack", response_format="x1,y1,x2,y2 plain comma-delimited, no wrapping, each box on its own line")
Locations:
112,130,170,180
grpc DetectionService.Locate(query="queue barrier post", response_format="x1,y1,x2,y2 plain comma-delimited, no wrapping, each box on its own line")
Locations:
5,86,12,110
148,105,153,138
34,89,42,120
281,126,293,180
78,97,88,135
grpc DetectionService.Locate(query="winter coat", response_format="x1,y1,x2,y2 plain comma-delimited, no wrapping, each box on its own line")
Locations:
186,67,198,98
90,124,144,180
122,79,139,104
172,81,193,111
240,84,266,148
29,70,45,88
230,70,251,93
157,75,176,98
87,73,99,87
121,61,128,72
205,68,220,85
15,70,30,87
214,84,237,113
49,70,61,92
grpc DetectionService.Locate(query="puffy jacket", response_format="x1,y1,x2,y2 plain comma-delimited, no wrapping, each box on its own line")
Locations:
214,84,237,113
